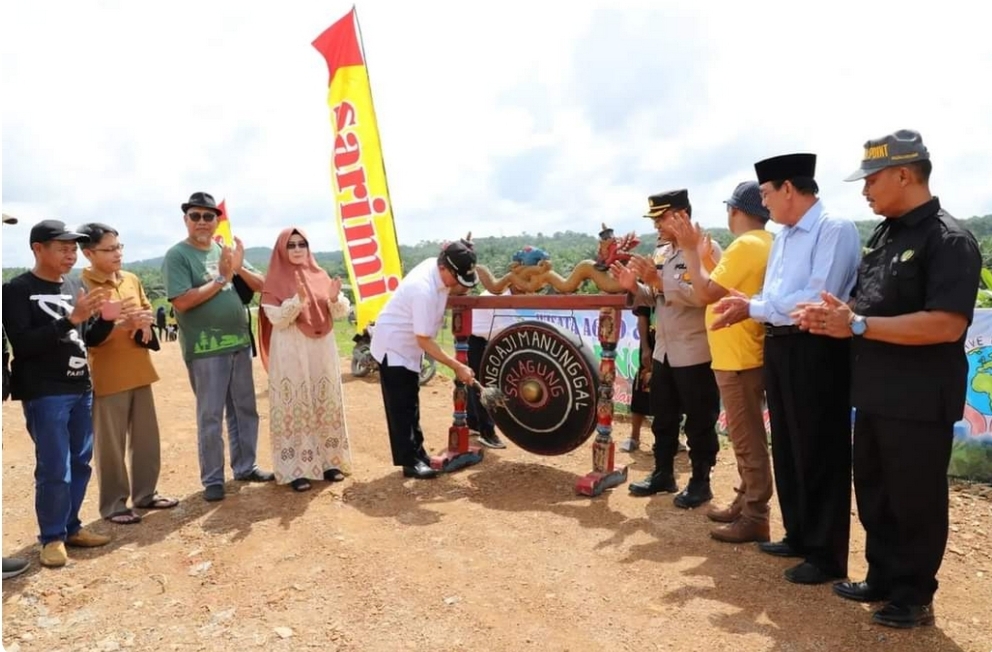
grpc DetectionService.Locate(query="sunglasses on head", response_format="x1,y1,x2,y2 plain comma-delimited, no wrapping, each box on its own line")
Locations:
287,241,309,250
186,211,217,223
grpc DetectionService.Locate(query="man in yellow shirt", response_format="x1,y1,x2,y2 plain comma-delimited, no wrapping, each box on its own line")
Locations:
670,181,774,543
80,223,178,524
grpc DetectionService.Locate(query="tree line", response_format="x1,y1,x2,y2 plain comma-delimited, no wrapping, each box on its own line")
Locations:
5,213,992,305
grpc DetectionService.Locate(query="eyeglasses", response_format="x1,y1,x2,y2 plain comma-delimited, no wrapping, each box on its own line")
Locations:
186,211,217,223
287,241,309,250
94,244,125,253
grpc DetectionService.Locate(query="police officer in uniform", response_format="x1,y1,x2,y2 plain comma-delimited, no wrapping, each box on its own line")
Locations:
612,189,722,509
794,130,981,629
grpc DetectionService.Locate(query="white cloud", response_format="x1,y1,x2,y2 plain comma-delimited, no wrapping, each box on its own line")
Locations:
3,0,991,268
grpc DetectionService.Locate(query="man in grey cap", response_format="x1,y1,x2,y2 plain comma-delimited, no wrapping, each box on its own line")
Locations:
794,129,981,629
670,181,775,543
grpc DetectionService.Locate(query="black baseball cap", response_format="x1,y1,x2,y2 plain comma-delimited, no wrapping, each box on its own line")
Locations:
439,241,478,288
2,214,18,225
29,219,89,245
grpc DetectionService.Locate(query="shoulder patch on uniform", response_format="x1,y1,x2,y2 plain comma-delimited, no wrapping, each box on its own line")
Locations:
900,249,915,262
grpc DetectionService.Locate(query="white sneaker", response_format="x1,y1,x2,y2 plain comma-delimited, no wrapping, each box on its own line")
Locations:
618,438,640,452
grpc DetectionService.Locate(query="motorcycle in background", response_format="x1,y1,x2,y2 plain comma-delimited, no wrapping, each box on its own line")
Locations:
351,323,436,386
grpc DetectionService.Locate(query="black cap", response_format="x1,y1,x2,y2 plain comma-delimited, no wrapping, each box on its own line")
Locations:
844,129,930,182
644,189,689,218
29,219,89,245
181,191,222,215
2,214,18,225
439,241,478,288
754,153,817,185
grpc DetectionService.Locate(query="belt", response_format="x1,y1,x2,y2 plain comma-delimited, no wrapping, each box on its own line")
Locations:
764,324,804,337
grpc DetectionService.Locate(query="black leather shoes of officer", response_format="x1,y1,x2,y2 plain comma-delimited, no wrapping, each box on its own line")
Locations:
872,602,935,629
784,561,845,585
628,470,678,497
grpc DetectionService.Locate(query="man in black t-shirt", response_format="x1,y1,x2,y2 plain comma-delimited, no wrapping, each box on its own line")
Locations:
2,220,119,569
795,130,981,629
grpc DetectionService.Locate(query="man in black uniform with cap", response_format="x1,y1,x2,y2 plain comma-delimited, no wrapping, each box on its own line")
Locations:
794,130,981,629
712,153,861,585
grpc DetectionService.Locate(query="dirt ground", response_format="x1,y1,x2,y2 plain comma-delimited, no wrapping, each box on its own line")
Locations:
1,342,991,652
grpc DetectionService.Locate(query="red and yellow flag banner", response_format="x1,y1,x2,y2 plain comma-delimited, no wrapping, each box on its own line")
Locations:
313,8,403,333
213,199,234,247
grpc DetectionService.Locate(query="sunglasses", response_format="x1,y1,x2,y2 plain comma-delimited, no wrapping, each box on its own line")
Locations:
287,241,309,250
186,211,217,223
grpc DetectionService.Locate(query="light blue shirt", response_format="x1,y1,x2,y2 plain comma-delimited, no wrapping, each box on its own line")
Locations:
748,200,861,326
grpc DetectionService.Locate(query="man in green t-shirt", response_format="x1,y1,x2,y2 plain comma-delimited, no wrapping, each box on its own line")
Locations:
163,192,273,502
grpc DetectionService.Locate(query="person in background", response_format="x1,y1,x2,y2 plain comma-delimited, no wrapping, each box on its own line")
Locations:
2,220,117,568
619,304,654,453
259,227,353,492
79,222,177,525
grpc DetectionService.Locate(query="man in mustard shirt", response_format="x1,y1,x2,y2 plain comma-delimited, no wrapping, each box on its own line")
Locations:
670,182,775,543
80,223,178,524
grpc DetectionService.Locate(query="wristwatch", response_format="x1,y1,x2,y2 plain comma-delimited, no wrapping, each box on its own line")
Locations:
213,274,227,286
850,314,868,336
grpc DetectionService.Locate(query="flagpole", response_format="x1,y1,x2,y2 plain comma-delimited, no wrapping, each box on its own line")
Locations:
352,5,405,275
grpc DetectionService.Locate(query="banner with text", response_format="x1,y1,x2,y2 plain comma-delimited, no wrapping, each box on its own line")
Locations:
956,308,992,481
313,9,403,333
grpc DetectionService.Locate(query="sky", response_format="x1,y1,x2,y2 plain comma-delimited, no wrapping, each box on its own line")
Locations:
2,0,991,268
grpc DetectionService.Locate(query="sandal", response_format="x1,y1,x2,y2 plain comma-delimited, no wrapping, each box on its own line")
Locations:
290,478,312,492
106,510,142,525
138,496,179,510
323,469,346,483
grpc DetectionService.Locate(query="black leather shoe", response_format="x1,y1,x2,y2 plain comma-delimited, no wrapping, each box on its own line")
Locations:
673,479,712,509
758,540,803,558
784,562,844,585
833,580,888,603
402,461,439,479
628,472,678,497
872,602,935,629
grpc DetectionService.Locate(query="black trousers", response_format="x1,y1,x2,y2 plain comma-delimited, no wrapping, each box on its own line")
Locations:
378,355,429,467
466,335,495,437
764,333,852,575
854,412,953,605
649,357,720,476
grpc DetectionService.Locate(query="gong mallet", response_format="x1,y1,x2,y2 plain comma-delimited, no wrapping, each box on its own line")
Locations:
470,379,507,411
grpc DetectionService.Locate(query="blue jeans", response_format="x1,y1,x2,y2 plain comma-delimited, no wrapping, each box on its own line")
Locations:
186,348,260,487
22,392,95,544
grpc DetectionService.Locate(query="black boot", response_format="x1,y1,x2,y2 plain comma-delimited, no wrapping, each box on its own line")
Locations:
629,469,678,497
673,463,713,509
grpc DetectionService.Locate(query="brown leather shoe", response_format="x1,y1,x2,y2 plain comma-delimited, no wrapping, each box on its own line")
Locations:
707,498,743,523
710,517,770,544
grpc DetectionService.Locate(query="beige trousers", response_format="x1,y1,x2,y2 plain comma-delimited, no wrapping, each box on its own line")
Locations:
714,368,773,521
92,385,162,518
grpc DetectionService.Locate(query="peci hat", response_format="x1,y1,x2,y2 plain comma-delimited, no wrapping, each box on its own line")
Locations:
844,129,930,182
181,191,222,215
2,213,18,225
644,189,690,218
754,153,817,185
29,219,89,245
724,181,770,222
440,240,478,288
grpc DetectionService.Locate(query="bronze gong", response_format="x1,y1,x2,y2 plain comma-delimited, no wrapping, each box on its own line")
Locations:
479,320,600,455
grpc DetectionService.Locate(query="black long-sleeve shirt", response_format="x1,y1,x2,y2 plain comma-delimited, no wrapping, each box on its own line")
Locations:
2,272,114,401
